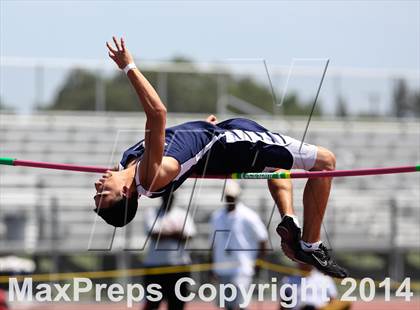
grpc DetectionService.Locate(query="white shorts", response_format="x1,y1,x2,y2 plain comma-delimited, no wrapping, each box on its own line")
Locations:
261,135,318,172
284,135,318,170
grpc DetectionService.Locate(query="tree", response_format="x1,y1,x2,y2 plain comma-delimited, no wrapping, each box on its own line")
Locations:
280,93,322,116
45,58,319,116
104,72,150,111
392,79,420,118
411,91,420,117
166,71,218,113
336,96,348,117
393,79,410,117
49,69,97,111
227,77,275,113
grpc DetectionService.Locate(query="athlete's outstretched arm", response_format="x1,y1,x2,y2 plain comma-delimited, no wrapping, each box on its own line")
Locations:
106,36,166,188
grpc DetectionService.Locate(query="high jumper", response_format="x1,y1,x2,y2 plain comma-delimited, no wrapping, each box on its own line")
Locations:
94,36,347,278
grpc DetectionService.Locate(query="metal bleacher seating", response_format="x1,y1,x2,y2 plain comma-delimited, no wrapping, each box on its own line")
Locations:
0,112,419,254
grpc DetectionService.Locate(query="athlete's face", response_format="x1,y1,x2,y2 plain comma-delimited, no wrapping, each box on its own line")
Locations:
93,171,124,210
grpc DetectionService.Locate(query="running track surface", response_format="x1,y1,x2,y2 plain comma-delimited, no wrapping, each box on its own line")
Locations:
9,300,420,310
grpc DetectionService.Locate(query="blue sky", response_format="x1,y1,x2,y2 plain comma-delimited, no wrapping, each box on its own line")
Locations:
1,1,419,113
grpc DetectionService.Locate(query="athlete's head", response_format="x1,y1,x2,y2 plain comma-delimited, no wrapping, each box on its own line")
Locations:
93,169,138,227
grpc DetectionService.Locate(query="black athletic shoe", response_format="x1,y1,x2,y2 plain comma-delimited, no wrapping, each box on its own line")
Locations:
276,215,302,262
295,243,349,278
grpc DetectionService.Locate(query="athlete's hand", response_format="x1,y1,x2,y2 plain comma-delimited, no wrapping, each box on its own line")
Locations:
106,36,134,70
206,114,218,125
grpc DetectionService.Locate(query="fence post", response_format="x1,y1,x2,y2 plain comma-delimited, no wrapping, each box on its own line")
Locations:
35,65,44,110
217,74,227,114
389,198,404,281
50,196,60,283
157,71,168,109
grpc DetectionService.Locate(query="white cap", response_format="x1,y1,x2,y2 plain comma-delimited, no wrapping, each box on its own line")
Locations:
224,180,241,198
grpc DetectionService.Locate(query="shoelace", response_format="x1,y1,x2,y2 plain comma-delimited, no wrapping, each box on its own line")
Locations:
317,245,347,275
316,244,332,262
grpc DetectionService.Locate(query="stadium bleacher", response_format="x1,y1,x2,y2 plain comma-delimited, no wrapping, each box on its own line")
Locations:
0,112,419,253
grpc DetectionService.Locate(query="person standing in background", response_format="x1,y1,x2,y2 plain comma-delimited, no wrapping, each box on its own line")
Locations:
142,191,196,310
210,180,269,310
280,263,352,310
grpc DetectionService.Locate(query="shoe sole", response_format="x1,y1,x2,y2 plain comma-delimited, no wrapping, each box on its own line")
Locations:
277,226,303,263
278,225,348,278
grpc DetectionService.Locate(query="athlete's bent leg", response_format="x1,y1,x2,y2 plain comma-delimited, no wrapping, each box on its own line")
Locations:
271,145,348,278
302,146,336,243
268,171,302,261
267,172,294,216
296,146,347,278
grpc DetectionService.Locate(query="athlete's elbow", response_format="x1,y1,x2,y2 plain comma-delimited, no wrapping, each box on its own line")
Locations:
158,105,167,115
147,105,167,119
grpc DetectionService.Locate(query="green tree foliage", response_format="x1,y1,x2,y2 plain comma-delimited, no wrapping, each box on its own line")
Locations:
51,69,97,110
105,73,148,111
46,59,320,116
392,79,420,117
412,91,420,116
281,93,322,116
336,96,348,117
166,71,218,113
227,77,274,113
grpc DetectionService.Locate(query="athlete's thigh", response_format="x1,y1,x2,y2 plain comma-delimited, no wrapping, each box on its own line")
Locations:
281,135,318,171
254,136,318,171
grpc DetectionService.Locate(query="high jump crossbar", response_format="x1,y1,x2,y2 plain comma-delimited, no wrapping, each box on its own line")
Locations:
1,157,419,179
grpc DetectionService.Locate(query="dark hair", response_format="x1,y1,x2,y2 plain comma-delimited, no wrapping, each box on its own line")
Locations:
94,196,138,227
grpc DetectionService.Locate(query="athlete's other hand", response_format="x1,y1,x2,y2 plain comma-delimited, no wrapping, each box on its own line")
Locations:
206,114,218,125
106,36,134,70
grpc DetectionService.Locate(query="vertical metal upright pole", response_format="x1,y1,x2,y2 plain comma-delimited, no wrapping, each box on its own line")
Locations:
369,93,380,117
334,74,341,116
35,65,44,111
50,196,59,281
273,72,282,116
36,179,45,245
259,196,268,286
123,221,132,285
217,74,227,115
157,71,168,109
389,199,404,281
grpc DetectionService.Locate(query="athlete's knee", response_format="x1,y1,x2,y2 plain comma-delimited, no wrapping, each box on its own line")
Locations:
314,147,336,171
326,150,337,170
268,170,293,191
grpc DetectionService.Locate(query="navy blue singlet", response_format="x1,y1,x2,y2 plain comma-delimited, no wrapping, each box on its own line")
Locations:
119,118,294,198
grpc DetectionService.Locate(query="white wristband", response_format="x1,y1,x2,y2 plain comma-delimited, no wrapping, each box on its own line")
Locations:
123,63,137,74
